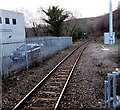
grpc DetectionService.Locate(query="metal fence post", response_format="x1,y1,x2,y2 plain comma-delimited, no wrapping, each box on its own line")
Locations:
39,43,42,62
108,74,112,109
104,72,120,109
24,40,29,70
113,74,117,109
104,80,108,108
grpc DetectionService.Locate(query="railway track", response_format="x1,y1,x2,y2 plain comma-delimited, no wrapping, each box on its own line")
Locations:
12,41,89,110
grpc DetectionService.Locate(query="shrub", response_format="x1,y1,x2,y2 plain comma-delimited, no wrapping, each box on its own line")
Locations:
116,32,120,39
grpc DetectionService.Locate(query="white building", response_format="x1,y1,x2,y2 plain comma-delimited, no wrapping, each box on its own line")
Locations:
0,9,25,56
0,9,25,43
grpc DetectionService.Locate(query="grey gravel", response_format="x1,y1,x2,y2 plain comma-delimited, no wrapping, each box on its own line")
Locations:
58,39,119,109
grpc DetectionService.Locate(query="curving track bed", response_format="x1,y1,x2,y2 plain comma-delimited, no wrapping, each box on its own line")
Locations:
12,41,89,110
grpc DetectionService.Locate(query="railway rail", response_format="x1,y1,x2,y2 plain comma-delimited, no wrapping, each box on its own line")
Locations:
12,41,89,110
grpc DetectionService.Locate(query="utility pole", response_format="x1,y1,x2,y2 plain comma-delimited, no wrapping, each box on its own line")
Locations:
104,0,115,45
109,0,115,44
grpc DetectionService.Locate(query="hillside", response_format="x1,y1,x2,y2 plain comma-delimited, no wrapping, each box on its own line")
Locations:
26,8,120,37
66,8,120,36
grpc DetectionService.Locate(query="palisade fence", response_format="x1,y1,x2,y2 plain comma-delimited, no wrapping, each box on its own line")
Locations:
0,36,72,78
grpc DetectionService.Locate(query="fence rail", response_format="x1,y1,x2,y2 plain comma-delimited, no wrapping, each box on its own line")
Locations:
0,36,72,78
104,70,120,109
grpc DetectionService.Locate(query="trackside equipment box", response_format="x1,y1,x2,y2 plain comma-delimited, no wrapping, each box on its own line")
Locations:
104,32,115,44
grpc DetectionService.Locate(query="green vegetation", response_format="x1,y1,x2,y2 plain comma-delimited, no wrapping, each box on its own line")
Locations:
116,32,120,39
23,6,120,38
69,25,86,41
3,56,9,58
43,6,68,37
96,42,103,45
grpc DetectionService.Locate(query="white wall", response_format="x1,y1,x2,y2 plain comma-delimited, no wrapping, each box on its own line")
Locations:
0,9,25,43
0,9,25,56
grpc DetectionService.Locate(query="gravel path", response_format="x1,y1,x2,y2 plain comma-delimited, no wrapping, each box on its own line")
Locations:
58,40,119,109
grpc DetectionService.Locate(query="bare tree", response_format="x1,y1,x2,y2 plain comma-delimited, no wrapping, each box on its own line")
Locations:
14,8,36,27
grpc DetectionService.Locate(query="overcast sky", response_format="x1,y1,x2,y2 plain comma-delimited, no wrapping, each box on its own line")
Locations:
0,0,120,18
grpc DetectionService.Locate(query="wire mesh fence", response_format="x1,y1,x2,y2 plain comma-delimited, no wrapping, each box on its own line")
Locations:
0,36,72,78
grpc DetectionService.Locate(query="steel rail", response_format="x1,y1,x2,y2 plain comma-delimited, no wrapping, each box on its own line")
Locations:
12,41,89,110
54,42,88,110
